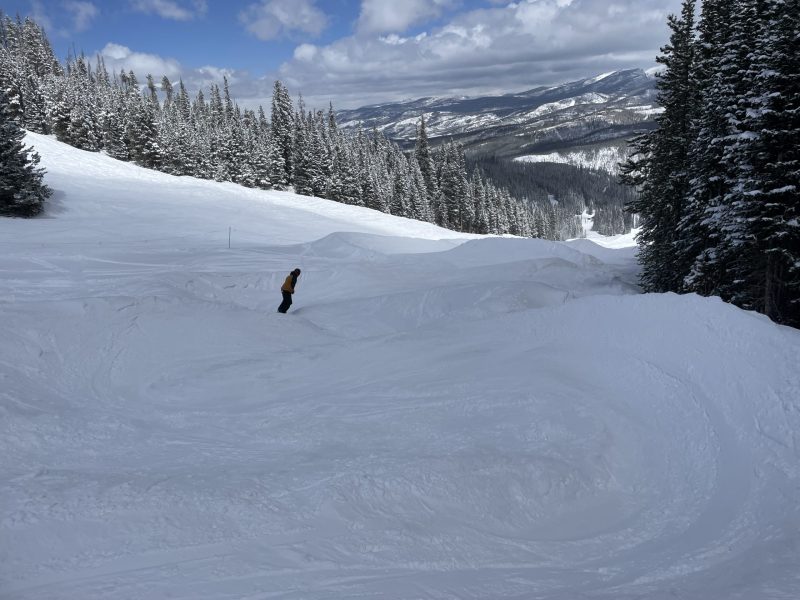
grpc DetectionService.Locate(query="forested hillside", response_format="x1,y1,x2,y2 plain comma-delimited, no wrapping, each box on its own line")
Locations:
470,157,637,237
337,70,655,237
0,13,587,240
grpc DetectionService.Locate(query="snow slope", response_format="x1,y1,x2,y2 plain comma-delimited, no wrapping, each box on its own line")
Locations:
1,134,799,600
514,146,630,174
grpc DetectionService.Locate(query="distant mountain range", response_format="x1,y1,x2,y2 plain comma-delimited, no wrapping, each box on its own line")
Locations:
338,69,661,170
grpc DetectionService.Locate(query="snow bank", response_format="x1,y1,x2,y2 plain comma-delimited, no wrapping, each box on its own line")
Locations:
1,134,799,600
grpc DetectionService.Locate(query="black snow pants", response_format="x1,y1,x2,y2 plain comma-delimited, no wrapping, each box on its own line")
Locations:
278,291,293,313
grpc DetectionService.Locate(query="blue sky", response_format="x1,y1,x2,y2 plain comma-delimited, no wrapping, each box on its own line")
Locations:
2,1,682,109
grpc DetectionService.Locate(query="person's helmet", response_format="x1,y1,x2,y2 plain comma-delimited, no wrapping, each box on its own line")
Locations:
293,268,301,275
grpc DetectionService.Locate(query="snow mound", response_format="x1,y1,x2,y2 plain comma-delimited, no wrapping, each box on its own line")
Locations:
298,232,462,261
440,236,603,268
1,134,799,600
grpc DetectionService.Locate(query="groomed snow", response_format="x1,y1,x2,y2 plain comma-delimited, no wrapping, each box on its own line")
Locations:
2,134,800,600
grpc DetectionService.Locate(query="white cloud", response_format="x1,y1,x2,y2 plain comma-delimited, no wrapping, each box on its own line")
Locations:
272,0,681,108
94,43,259,106
130,0,208,21
63,1,99,32
357,0,456,34
293,43,318,62
239,0,328,41
92,0,681,114
29,0,99,36
99,43,183,78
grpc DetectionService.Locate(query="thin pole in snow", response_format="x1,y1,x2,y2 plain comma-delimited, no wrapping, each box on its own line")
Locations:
228,227,231,249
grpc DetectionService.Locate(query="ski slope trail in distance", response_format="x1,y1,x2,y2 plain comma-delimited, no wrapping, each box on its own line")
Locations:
1,134,799,600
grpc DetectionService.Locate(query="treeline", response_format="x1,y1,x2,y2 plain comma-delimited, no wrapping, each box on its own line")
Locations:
622,0,799,327
469,157,636,237
0,13,582,239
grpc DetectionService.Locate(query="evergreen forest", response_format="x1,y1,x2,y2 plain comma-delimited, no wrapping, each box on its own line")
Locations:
621,0,799,327
0,13,584,240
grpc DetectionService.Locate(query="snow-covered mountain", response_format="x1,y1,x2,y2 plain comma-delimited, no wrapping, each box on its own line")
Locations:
338,69,660,165
515,145,632,174
2,134,799,600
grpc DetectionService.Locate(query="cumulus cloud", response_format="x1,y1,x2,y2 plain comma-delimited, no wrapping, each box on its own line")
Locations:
130,0,208,21
99,43,184,78
239,0,328,41
357,0,456,34
275,0,682,108
92,0,683,114
95,43,264,106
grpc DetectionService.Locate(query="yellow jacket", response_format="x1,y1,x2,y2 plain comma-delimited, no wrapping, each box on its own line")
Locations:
281,273,296,293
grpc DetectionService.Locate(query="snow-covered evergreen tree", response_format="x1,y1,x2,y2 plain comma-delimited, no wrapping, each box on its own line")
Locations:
675,0,733,295
621,0,697,292
723,0,800,325
414,116,439,213
0,90,50,216
271,80,294,185
623,0,800,327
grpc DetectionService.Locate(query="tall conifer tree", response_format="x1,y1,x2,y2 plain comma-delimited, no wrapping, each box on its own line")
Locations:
621,0,697,292
0,90,50,216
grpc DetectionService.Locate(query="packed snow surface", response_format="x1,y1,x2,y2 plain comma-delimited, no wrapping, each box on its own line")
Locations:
2,134,800,600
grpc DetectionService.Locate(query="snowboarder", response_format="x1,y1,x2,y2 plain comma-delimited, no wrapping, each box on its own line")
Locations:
277,268,301,313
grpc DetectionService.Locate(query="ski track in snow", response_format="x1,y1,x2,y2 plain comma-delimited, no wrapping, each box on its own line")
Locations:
1,134,800,599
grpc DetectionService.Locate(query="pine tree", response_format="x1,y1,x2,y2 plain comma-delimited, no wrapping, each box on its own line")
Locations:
126,96,162,168
21,73,47,133
329,143,360,205
0,90,50,216
271,80,294,184
67,101,100,151
0,24,23,123
145,74,159,108
306,115,328,196
471,172,490,234
103,105,128,160
687,0,762,304
437,142,470,231
161,76,173,107
724,0,800,325
223,76,234,123
408,157,430,221
266,131,287,189
292,112,312,194
209,83,224,127
621,0,697,292
675,0,733,294
414,115,439,211
250,133,272,189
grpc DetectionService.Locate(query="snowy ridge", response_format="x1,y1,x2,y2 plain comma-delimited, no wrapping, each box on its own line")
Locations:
515,146,631,174
1,135,800,599
336,69,659,163
521,92,610,120
587,71,617,83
